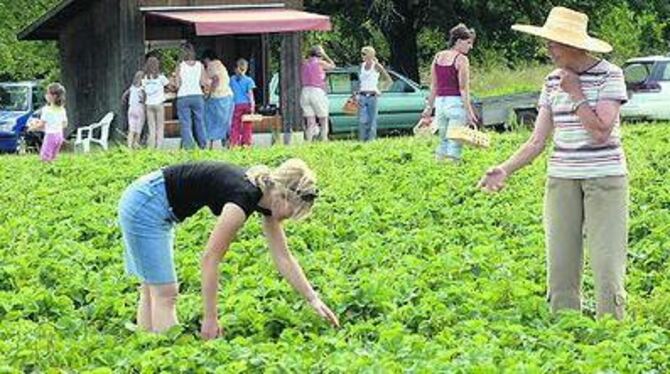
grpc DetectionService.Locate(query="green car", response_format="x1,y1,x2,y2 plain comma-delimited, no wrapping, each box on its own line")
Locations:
269,67,429,136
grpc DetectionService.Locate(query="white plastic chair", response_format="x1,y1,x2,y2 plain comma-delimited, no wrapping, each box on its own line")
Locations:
74,112,114,153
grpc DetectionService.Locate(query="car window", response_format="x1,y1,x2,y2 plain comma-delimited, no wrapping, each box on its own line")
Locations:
328,72,355,94
623,62,653,85
657,62,670,81
0,85,30,112
32,86,46,110
383,72,414,93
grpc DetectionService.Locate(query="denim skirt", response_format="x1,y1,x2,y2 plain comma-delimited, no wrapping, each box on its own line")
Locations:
118,170,180,284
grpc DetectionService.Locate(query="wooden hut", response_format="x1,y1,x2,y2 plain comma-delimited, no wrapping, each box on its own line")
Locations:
18,0,331,143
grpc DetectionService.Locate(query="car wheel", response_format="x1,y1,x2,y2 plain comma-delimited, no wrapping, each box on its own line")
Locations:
17,135,28,155
515,109,538,129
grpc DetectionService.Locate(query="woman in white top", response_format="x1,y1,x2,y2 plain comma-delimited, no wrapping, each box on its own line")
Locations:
174,43,210,149
142,56,170,149
357,46,391,142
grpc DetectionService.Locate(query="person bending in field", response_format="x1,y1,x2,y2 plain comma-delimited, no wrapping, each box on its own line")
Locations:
118,159,339,340
479,7,629,320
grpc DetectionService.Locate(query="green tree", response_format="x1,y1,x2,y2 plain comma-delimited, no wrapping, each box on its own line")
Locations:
0,0,60,81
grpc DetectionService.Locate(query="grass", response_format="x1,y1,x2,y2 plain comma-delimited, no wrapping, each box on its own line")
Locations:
420,63,552,98
0,124,669,372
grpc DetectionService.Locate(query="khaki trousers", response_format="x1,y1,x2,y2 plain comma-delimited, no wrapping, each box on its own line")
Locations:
146,104,165,149
544,176,628,320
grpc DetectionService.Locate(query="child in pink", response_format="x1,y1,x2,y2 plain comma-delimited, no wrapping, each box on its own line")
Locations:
30,83,68,162
122,71,146,149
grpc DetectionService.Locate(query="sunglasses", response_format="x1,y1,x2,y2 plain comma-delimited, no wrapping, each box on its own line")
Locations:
289,187,319,202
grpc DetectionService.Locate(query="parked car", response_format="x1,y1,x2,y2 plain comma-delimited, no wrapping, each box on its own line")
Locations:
0,81,45,153
269,67,429,136
621,55,670,121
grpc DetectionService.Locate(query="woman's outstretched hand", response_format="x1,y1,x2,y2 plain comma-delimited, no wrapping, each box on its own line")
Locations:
309,297,340,328
478,166,508,192
201,317,223,340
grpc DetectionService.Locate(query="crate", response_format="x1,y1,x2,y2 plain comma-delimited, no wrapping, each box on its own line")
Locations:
253,115,283,134
164,120,180,138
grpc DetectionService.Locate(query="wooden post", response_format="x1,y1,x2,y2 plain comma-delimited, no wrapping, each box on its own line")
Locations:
118,1,146,141
279,32,302,144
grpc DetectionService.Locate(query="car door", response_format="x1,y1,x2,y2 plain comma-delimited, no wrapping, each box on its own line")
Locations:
376,71,426,132
326,71,358,135
651,61,670,119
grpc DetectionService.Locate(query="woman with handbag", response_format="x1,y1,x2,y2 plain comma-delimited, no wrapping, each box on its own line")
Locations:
423,24,478,162
356,46,392,142
479,7,630,320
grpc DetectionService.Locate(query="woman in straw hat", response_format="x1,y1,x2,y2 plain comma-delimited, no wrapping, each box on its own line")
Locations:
479,7,630,319
118,159,339,340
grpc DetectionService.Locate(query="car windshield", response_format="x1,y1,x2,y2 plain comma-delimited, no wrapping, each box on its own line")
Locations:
0,85,30,112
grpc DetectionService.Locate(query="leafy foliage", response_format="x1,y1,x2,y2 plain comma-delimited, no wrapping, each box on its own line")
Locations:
0,124,669,371
0,0,60,82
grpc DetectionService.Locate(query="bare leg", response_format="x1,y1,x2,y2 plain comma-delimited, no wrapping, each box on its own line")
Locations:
149,283,179,333
137,283,152,331
318,117,329,141
127,131,136,149
305,116,317,142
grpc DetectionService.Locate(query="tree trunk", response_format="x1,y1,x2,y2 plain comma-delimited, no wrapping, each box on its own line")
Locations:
382,21,419,82
372,0,421,82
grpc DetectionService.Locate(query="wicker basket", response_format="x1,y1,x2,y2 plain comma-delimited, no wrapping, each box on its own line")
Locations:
446,126,491,148
342,96,358,115
413,117,437,136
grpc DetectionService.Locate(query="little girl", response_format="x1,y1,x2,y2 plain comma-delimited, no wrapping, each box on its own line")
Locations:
29,83,68,162
123,71,146,149
229,58,256,147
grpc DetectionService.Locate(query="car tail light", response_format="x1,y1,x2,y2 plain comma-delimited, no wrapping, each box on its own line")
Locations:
633,81,662,93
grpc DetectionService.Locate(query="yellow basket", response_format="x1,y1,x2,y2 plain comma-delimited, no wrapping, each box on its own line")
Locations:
446,126,491,148
412,117,438,136
241,114,264,122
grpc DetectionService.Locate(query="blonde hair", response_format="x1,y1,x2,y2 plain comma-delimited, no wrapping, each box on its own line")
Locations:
236,58,249,74
132,70,144,86
361,46,376,58
246,158,318,220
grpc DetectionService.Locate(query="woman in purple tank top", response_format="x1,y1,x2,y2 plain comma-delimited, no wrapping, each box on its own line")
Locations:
423,24,478,162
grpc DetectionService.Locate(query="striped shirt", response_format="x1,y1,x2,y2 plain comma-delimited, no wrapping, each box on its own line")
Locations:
539,59,629,179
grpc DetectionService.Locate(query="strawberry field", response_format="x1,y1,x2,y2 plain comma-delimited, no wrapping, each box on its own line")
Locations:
1,125,669,372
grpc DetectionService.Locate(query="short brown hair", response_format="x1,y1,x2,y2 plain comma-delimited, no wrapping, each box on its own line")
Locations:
449,23,476,47
47,83,66,107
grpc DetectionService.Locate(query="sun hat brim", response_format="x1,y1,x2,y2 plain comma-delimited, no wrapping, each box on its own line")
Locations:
512,24,613,53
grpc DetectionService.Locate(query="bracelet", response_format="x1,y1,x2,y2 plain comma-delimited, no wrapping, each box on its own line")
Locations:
572,98,589,112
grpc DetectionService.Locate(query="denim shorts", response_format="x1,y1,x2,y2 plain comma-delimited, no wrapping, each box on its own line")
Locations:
118,170,180,284
435,96,466,160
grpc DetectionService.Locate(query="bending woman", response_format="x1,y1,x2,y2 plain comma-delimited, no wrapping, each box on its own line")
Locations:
118,159,339,340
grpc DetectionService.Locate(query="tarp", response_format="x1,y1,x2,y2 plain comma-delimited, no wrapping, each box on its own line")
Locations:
148,8,332,35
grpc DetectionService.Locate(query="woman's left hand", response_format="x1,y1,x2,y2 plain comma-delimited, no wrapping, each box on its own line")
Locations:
559,70,584,99
309,297,340,328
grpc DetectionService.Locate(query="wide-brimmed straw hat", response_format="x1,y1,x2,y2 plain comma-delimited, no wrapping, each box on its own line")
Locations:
512,6,612,53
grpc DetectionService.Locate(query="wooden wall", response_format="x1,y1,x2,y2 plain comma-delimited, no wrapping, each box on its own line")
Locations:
56,0,306,141
60,0,123,132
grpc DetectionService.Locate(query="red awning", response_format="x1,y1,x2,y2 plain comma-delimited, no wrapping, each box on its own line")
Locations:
148,8,331,36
